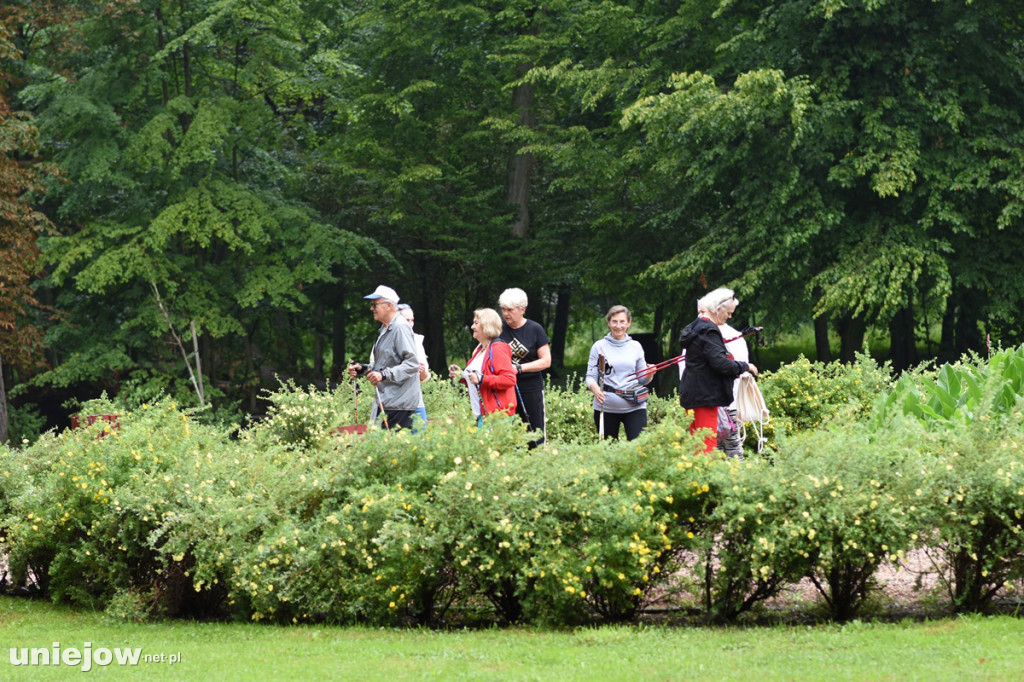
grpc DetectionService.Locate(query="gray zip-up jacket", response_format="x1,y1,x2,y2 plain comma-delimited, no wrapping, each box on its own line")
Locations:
368,314,423,411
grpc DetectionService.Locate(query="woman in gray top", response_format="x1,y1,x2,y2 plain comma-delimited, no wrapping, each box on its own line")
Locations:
585,305,652,441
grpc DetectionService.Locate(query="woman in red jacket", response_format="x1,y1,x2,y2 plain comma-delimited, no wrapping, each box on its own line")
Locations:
448,308,518,423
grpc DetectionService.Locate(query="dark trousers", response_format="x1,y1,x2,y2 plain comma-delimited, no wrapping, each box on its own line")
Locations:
380,409,415,430
593,409,647,441
515,389,546,447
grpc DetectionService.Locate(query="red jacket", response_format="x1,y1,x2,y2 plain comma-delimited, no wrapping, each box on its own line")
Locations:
466,341,518,416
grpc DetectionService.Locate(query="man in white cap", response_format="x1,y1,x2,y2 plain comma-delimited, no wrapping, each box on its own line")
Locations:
348,285,423,430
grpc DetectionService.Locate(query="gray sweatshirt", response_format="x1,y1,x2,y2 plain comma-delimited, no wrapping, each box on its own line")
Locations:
585,334,650,414
368,315,423,411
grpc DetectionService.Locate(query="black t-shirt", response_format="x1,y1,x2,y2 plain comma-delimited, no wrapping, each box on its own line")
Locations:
500,319,550,393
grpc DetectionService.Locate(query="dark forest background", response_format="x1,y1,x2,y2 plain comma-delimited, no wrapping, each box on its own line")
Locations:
2,0,1023,439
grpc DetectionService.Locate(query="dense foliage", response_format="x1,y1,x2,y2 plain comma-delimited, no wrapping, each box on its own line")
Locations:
3,348,1022,625
0,0,1022,433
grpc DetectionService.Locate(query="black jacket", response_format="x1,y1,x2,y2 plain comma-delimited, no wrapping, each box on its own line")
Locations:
677,317,749,409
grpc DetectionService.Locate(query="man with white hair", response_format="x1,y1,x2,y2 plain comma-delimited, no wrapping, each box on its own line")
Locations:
348,285,423,430
498,287,551,446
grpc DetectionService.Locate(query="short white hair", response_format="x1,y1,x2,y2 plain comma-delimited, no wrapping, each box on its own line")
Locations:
498,287,528,309
698,287,737,315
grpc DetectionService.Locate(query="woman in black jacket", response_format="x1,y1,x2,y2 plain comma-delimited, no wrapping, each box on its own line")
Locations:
678,288,758,453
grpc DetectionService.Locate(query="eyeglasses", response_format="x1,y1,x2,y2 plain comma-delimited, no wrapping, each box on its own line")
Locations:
370,300,390,309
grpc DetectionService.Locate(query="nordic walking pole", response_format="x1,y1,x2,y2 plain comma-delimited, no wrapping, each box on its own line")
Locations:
355,382,362,426
629,326,765,382
597,352,607,438
374,385,389,429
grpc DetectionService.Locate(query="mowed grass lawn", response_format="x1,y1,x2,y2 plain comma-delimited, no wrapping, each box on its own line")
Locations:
1,597,1022,680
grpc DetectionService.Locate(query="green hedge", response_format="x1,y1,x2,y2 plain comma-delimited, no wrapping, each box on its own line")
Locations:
2,351,1023,625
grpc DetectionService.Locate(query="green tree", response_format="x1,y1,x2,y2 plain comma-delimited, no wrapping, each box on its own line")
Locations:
21,0,375,410
303,0,540,372
624,0,1024,365
479,1,686,366
0,14,55,442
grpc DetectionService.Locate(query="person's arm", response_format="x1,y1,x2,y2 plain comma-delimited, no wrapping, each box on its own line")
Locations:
585,342,605,403
703,332,749,377
415,336,430,382
451,345,482,385
448,363,464,382
529,343,552,372
733,342,754,376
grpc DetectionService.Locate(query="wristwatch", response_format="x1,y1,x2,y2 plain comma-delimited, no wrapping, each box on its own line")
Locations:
514,362,522,375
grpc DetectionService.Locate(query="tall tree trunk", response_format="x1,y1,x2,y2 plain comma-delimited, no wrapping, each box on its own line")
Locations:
652,303,664,346
938,300,957,363
180,0,193,99
424,287,447,374
814,314,832,363
244,328,258,414
313,303,325,381
812,287,832,363
939,288,985,361
273,310,296,379
836,314,866,363
953,294,984,357
525,288,546,330
404,259,447,375
549,284,571,373
201,331,213,397
507,71,535,238
330,282,348,383
887,306,919,371
0,356,8,444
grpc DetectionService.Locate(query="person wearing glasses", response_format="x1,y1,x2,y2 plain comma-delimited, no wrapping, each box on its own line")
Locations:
498,287,551,446
678,287,758,453
347,285,423,430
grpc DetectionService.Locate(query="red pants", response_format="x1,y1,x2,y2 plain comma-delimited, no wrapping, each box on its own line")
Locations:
689,406,719,454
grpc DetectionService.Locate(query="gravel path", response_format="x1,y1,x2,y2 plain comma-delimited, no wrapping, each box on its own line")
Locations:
766,548,946,617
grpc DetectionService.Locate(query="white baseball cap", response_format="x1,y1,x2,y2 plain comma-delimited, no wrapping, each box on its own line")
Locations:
363,285,399,304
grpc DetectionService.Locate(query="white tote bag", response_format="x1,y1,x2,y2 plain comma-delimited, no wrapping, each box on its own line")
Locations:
735,373,770,452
